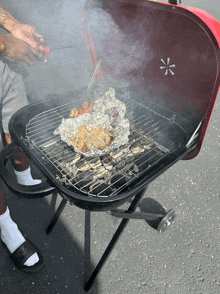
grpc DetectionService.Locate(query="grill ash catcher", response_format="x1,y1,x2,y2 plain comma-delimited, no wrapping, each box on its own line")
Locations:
0,0,220,291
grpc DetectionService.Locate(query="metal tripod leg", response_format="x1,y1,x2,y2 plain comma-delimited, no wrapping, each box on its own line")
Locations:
84,186,148,292
46,197,67,235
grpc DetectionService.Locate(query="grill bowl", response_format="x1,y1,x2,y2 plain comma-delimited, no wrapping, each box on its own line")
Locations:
0,88,197,211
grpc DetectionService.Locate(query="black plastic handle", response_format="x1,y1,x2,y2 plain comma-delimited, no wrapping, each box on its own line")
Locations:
0,142,56,197
168,0,177,4
168,0,181,4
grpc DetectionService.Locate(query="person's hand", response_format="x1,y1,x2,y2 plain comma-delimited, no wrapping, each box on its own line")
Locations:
10,24,44,48
2,34,45,66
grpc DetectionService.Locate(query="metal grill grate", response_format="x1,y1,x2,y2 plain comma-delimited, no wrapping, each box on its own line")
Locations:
25,100,173,197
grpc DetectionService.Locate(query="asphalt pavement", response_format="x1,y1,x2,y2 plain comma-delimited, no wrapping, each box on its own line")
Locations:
1,0,220,294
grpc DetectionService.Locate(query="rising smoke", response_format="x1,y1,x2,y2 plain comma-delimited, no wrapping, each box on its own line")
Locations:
87,4,154,88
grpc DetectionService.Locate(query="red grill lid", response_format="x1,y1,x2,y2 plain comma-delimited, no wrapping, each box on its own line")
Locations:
83,0,220,159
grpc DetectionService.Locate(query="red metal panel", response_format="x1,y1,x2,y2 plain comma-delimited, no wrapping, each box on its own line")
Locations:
183,6,220,46
152,1,220,159
177,5,220,159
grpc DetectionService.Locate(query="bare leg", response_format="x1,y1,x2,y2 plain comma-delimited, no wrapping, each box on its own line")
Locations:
5,133,41,184
0,134,40,267
4,133,29,171
0,179,7,215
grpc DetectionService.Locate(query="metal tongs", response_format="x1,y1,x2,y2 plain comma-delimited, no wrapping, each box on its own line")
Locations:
88,60,101,91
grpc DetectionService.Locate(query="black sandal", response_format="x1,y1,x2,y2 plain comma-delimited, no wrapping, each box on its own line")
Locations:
2,240,44,274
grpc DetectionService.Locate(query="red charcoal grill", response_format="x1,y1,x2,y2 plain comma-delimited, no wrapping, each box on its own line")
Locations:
0,0,220,291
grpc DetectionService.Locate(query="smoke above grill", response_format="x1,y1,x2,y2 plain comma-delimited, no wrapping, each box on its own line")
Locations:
86,4,154,87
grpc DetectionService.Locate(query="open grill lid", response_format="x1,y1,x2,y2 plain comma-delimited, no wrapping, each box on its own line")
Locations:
83,0,220,159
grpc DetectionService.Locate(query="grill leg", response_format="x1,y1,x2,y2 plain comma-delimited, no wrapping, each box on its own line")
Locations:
46,197,67,235
84,186,148,292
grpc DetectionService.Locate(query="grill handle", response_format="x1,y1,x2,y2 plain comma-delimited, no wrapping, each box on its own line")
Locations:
0,142,55,197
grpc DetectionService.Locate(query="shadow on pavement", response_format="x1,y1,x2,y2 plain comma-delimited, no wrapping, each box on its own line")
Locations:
0,181,99,294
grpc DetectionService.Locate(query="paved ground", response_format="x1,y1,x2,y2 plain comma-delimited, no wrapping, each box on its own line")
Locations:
1,0,220,293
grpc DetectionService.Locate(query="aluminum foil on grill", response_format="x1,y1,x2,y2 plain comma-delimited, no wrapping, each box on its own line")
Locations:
93,88,126,119
54,89,130,157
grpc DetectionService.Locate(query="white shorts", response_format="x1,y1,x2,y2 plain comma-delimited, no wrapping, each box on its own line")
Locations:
0,61,28,133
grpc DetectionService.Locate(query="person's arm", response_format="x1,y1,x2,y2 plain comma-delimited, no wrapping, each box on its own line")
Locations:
0,4,20,25
0,33,46,66
0,4,18,31
0,5,44,47
0,4,46,65
0,33,5,52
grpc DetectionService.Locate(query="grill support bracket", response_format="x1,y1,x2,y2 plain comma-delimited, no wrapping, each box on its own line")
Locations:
45,197,68,235
45,186,176,291
84,186,148,291
106,209,164,221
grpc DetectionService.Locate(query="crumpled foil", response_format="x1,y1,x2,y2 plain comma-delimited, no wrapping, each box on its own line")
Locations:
54,89,130,157
93,88,126,118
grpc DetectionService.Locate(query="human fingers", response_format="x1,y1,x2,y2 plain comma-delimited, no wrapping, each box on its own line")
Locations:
14,48,36,65
35,45,50,54
23,37,38,48
25,51,37,63
31,26,44,42
23,44,40,62
16,60,29,67
29,46,47,61
10,44,36,65
4,55,29,67
21,54,35,66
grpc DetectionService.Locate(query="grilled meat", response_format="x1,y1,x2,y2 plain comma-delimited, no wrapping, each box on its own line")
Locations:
70,125,114,153
69,108,79,118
